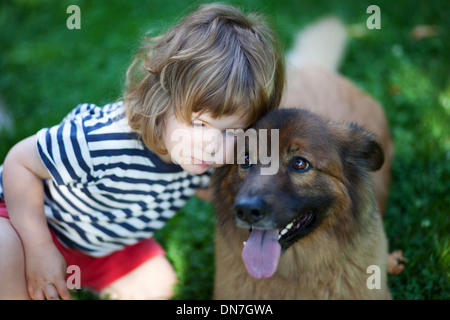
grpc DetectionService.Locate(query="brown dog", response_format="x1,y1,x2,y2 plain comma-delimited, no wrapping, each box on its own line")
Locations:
211,18,394,299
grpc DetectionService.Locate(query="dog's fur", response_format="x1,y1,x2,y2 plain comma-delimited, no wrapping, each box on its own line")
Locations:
211,18,393,299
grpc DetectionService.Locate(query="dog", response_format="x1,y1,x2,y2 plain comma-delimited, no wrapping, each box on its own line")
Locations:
211,18,395,299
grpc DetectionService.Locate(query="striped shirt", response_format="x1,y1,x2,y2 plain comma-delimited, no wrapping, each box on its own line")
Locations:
0,102,210,257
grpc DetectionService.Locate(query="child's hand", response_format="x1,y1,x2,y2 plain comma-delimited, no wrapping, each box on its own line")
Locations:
24,242,72,300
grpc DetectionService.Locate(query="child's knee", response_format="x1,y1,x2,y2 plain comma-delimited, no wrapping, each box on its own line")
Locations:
0,218,29,299
0,218,25,263
149,255,177,298
100,255,177,300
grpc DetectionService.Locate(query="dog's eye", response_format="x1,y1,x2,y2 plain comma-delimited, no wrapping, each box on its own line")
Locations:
291,157,310,172
240,153,252,169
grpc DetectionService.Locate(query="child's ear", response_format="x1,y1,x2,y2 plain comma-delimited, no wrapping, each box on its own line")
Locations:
343,123,384,172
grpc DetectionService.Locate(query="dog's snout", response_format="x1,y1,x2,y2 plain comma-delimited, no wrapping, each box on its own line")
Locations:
233,196,267,224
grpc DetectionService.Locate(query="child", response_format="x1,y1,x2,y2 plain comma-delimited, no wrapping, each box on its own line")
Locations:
0,3,284,299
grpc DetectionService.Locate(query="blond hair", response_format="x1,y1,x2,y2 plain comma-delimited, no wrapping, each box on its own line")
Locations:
124,3,285,154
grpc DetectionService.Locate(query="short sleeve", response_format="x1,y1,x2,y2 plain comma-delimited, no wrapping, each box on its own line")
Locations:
36,116,93,186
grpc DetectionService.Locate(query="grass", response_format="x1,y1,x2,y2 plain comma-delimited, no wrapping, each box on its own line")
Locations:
1,0,448,300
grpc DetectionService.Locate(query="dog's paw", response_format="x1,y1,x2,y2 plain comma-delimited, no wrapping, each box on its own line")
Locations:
387,250,408,275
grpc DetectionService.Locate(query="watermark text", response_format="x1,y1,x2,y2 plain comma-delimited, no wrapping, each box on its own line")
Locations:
66,5,81,29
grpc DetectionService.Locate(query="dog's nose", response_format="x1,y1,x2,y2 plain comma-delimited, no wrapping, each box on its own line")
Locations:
233,196,267,224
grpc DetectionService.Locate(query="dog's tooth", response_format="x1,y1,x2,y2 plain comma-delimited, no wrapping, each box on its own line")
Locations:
243,241,247,246
286,222,294,230
278,234,281,240
280,228,288,235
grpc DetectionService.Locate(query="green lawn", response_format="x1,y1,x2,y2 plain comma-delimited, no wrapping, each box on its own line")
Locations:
1,0,448,300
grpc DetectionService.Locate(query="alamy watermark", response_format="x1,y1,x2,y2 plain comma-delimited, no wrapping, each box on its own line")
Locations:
366,265,382,289
170,128,280,176
66,5,81,30
65,264,381,292
366,5,381,30
66,4,381,31
64,3,382,176
66,265,81,290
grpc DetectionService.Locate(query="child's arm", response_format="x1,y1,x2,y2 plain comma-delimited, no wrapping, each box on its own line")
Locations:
2,135,72,300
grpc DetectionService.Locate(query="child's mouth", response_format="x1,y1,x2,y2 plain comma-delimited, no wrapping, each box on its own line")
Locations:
191,157,214,166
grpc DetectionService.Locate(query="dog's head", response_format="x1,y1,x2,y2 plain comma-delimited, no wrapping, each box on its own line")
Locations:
212,108,384,278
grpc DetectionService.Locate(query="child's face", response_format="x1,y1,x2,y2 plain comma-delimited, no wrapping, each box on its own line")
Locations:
162,111,247,174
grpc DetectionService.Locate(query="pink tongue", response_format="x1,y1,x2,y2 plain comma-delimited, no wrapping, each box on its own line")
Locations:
242,229,281,279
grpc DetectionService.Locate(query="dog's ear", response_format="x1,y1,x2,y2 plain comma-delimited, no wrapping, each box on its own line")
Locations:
343,123,384,172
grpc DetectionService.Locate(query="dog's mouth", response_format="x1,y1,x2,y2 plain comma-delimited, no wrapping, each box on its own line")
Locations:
242,210,315,279
277,210,315,248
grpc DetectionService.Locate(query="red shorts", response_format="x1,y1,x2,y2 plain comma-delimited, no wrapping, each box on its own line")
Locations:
0,201,165,292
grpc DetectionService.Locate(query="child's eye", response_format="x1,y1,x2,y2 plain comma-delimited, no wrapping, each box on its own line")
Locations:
191,121,204,128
